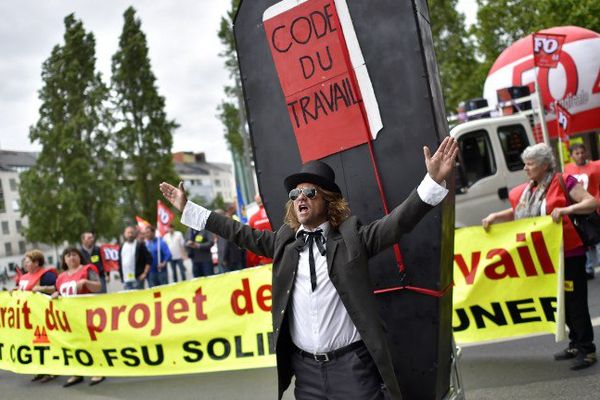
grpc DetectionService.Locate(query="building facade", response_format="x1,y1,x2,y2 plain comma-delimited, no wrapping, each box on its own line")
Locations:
173,152,235,205
0,151,57,278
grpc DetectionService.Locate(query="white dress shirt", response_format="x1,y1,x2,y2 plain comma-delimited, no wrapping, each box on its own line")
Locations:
290,221,362,353
181,174,448,352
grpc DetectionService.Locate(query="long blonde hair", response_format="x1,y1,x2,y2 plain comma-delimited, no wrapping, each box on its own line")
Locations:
284,185,350,230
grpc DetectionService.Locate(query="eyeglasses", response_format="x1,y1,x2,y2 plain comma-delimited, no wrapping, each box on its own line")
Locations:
289,187,317,201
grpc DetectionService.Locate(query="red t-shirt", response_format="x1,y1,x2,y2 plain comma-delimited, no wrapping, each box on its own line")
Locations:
564,160,600,199
55,264,98,297
18,268,57,291
246,206,273,267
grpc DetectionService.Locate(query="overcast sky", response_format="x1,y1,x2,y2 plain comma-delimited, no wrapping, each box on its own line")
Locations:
0,0,477,165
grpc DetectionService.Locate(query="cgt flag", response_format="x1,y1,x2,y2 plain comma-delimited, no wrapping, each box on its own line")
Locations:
555,102,573,143
157,200,174,236
532,32,566,69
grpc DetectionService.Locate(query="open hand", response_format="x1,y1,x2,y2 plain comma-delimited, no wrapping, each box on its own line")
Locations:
424,137,458,184
159,181,188,212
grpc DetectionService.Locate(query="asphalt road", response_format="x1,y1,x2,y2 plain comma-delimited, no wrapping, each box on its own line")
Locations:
1,264,599,399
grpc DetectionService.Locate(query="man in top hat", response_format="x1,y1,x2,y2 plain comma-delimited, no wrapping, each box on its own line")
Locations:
159,137,457,400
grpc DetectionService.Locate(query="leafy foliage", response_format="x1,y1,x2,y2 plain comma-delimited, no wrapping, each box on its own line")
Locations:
429,0,484,111
111,6,180,224
217,0,244,158
472,0,600,84
20,14,120,244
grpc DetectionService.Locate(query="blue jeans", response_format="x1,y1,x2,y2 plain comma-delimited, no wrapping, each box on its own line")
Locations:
147,268,168,287
585,243,600,275
123,280,144,290
99,274,107,293
192,261,213,278
170,259,187,282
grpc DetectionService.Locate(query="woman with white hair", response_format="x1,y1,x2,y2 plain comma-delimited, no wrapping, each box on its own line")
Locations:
483,143,598,370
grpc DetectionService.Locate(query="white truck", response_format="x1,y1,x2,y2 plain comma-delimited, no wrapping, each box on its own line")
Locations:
452,114,536,227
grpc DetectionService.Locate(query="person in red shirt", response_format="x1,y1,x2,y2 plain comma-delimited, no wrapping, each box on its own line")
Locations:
246,194,273,267
484,143,598,370
52,247,104,387
17,250,57,383
17,249,57,294
565,143,600,279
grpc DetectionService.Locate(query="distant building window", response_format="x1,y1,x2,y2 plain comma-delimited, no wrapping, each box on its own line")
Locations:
215,179,222,187
0,181,5,213
1,221,8,235
16,220,22,234
48,256,54,265
9,178,17,191
5,242,12,256
18,241,26,254
12,200,19,211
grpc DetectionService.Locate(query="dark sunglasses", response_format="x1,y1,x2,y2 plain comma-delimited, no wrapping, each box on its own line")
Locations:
289,187,317,200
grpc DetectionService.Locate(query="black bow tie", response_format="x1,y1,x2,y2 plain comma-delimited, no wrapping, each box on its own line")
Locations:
296,229,326,291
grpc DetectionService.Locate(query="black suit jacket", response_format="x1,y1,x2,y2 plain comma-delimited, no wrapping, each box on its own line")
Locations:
205,190,433,400
118,241,152,282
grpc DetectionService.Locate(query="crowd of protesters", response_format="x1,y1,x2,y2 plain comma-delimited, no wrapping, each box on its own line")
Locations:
6,200,273,387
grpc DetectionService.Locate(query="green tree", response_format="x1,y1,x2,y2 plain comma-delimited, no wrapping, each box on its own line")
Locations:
472,0,600,76
428,0,484,112
19,14,120,245
217,0,255,204
111,6,179,223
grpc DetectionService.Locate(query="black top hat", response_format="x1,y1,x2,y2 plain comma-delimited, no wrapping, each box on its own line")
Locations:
284,160,341,194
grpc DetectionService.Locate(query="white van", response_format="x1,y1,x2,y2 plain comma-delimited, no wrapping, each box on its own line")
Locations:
452,115,535,227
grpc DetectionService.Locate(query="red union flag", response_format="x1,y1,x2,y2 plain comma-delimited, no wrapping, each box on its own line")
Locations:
157,200,174,236
554,102,572,142
135,216,151,230
99,244,120,272
263,0,382,162
532,33,566,68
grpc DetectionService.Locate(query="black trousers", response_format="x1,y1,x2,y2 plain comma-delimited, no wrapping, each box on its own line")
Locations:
291,342,388,400
565,255,596,354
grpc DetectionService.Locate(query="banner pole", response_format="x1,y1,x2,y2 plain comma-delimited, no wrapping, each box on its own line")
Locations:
534,70,551,146
157,200,162,265
554,114,566,172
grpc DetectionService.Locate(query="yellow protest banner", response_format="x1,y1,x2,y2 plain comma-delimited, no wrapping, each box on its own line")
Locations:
0,265,276,376
453,216,564,344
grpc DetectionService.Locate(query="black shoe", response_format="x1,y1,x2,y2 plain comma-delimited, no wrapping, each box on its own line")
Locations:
31,374,46,382
570,352,597,370
554,348,578,360
586,271,595,280
89,377,105,386
39,375,57,384
63,376,84,387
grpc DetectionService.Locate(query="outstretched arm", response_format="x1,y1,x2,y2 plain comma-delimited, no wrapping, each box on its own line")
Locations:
482,208,514,231
360,137,458,255
160,181,276,258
